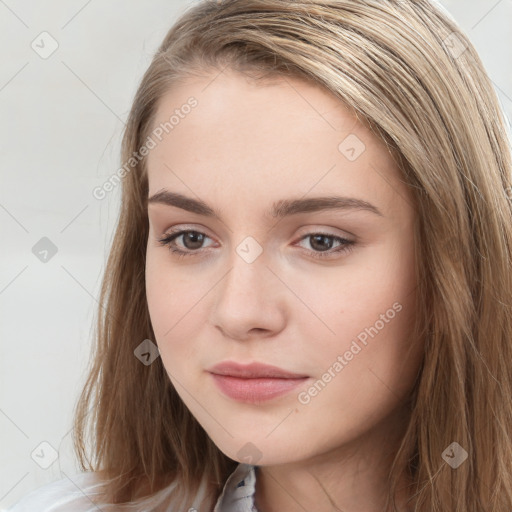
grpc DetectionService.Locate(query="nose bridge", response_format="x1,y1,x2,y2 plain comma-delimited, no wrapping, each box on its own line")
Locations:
210,237,286,338
222,237,271,301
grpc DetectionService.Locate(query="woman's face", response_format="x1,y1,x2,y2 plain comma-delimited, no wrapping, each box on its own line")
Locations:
145,68,422,466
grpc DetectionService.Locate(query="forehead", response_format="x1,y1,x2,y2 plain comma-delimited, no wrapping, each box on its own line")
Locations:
145,68,410,219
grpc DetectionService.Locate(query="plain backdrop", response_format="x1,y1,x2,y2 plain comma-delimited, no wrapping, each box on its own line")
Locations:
1,0,511,508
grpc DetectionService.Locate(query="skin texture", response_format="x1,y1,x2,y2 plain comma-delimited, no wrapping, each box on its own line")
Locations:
145,68,423,512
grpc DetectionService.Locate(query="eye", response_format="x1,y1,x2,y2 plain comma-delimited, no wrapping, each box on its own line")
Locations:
157,230,216,259
156,229,355,260
294,232,355,260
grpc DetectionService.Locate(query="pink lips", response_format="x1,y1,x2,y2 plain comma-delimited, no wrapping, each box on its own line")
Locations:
208,361,309,403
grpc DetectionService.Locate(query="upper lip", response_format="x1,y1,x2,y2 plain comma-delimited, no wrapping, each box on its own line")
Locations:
208,361,308,379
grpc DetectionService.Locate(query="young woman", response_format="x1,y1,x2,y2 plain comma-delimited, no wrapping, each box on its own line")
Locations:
9,0,512,510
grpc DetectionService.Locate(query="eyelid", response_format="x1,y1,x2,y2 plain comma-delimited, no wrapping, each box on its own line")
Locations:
293,224,356,241
161,223,216,238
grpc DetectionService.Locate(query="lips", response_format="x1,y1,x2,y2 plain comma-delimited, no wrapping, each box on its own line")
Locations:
208,361,308,379
207,361,309,403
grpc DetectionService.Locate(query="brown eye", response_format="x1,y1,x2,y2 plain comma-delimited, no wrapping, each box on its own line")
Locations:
296,233,355,260
157,230,213,257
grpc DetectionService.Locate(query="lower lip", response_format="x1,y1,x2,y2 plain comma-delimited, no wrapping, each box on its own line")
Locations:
210,373,309,403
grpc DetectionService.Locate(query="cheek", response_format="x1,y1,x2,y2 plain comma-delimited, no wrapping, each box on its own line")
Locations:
146,255,175,340
146,252,183,349
309,238,413,319
145,250,213,368
293,238,417,386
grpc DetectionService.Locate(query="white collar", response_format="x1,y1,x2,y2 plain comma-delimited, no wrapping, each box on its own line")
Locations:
213,463,258,512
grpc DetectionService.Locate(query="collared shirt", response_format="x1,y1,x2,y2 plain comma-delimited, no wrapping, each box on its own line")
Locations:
214,462,259,512
7,463,259,512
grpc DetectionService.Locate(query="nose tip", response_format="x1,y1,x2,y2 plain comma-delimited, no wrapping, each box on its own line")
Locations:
210,255,286,341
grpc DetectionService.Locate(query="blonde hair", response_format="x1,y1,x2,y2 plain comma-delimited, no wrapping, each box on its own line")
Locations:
73,0,512,510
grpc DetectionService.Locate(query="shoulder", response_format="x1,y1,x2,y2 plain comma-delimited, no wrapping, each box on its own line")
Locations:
7,471,191,512
7,472,104,512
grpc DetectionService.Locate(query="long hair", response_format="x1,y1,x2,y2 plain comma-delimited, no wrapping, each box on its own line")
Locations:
73,1,512,510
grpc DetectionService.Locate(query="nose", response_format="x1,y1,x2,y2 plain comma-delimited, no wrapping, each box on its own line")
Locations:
210,249,287,341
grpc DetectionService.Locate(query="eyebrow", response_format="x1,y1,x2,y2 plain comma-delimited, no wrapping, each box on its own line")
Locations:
147,190,383,219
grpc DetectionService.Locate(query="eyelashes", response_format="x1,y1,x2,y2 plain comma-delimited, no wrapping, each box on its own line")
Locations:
156,229,355,261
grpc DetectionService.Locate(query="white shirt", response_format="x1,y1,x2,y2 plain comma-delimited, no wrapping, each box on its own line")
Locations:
7,463,258,512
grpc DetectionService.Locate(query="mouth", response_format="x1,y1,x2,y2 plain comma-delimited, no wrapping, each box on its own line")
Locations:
207,361,310,403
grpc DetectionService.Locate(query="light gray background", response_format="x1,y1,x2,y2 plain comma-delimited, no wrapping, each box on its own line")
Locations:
1,0,511,508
